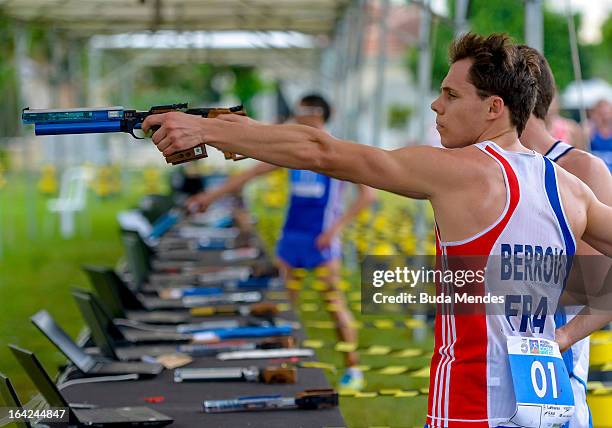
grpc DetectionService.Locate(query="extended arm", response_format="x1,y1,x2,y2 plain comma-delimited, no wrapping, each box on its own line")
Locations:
186,162,278,212
141,112,467,200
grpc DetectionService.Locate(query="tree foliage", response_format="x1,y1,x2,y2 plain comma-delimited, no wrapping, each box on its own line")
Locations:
117,62,268,116
406,0,607,92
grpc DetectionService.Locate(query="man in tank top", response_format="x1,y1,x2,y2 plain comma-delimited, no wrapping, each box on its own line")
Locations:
144,33,612,427
518,45,612,428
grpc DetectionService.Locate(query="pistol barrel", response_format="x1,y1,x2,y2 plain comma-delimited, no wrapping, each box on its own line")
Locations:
34,121,122,135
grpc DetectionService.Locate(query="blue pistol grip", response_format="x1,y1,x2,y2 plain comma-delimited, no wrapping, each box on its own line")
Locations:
35,121,122,135
181,287,224,297
148,212,180,239
214,325,292,340
236,277,273,289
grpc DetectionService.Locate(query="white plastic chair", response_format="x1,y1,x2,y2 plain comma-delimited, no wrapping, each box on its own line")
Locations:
47,166,92,238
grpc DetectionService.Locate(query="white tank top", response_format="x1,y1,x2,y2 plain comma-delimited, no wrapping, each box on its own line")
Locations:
544,140,590,428
427,141,576,427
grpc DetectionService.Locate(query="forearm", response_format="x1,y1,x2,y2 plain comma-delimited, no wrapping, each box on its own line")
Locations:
206,120,331,172
557,309,612,351
202,162,276,202
328,187,376,233
205,172,253,202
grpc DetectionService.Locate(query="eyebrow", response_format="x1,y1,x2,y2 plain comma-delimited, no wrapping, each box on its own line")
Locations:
441,86,458,94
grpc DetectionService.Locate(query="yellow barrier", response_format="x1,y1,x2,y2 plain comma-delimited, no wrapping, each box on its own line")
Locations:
38,164,58,194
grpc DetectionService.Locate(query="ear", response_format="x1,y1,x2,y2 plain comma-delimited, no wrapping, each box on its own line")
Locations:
487,96,505,120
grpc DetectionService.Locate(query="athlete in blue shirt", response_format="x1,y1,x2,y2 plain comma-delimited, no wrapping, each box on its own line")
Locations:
186,94,376,391
589,99,612,171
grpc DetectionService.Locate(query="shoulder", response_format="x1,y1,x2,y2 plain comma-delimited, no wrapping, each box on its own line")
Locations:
392,144,489,170
553,161,592,202
558,149,611,191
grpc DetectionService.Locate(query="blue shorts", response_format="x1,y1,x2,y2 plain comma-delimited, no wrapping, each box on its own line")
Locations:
276,230,340,269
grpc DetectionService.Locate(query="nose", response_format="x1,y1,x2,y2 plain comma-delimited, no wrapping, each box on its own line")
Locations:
431,96,442,114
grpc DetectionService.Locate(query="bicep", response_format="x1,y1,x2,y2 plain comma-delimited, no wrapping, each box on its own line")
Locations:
319,140,454,200
586,159,612,206
584,193,612,257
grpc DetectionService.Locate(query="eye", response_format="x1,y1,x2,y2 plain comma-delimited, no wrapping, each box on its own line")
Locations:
447,92,457,99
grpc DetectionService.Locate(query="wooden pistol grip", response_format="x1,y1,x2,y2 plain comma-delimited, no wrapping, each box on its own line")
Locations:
151,125,205,165
249,302,279,316
165,143,208,165
261,367,297,384
206,109,248,161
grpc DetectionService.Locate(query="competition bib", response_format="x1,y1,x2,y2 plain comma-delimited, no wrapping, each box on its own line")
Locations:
507,336,574,428
291,170,326,198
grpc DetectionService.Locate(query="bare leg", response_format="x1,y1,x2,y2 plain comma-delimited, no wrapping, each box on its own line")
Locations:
319,258,359,367
276,257,299,304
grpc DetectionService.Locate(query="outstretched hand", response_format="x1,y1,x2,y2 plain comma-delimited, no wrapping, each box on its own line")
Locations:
142,112,210,157
141,112,256,157
185,192,216,213
316,228,338,250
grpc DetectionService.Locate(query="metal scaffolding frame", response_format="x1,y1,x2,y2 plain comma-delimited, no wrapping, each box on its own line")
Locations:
3,0,548,147
0,0,552,258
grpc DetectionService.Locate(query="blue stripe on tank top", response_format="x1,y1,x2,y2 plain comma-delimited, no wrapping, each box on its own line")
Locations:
543,157,577,377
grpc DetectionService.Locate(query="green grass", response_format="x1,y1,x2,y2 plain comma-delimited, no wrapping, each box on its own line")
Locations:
295,273,433,428
0,170,433,427
0,171,145,403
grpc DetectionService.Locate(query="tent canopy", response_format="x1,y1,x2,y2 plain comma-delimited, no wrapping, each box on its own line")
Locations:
0,0,351,36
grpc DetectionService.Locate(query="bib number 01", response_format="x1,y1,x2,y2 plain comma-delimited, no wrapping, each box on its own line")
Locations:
507,336,574,428
531,361,558,399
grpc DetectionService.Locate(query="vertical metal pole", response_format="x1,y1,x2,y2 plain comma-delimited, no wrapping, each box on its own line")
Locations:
350,0,367,144
343,0,366,272
341,8,355,140
455,0,470,37
331,18,346,137
68,39,85,105
87,42,107,165
371,0,389,147
412,3,434,340
565,0,587,139
417,4,432,147
68,38,84,165
50,30,67,168
14,24,38,241
340,16,351,139
525,0,543,52
413,2,432,258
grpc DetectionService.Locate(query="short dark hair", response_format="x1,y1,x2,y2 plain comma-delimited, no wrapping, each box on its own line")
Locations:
300,94,331,123
517,45,555,120
449,33,540,136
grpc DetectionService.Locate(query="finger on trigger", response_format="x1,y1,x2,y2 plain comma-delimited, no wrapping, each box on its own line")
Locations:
142,113,165,133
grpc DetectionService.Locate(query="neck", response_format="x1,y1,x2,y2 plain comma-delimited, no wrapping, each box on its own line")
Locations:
520,116,558,155
477,125,527,152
